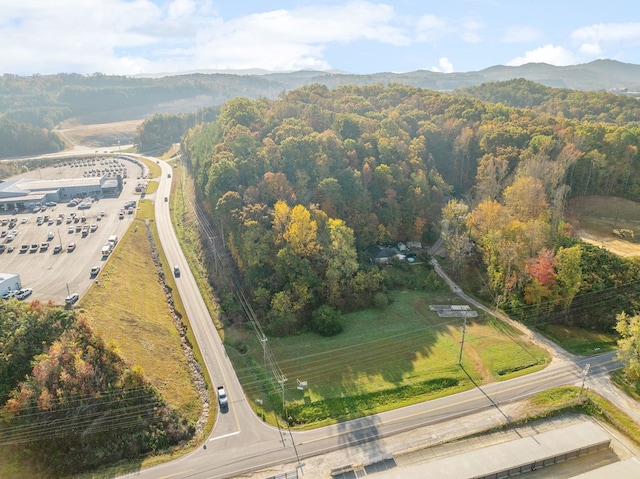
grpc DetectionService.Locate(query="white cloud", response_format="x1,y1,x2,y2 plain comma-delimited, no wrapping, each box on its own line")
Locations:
414,14,449,42
460,18,483,43
571,22,640,61
579,42,602,56
572,22,640,43
501,25,542,43
507,44,577,66
432,57,454,73
0,0,417,74
167,0,196,20
190,1,412,72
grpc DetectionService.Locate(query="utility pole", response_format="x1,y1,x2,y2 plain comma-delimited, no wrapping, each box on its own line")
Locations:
278,376,287,412
261,335,268,367
458,311,467,365
580,363,591,396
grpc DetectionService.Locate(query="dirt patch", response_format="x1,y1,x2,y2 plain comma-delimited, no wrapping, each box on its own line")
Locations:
565,196,640,257
55,119,143,148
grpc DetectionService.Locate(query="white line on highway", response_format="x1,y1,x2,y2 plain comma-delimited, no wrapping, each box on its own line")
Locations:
209,431,240,442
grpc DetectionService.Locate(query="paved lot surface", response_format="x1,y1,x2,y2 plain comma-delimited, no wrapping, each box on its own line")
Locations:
239,408,640,479
0,156,149,304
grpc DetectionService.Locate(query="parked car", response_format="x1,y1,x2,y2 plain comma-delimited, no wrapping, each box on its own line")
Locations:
19,244,29,253
65,293,79,305
1,290,15,300
15,288,33,300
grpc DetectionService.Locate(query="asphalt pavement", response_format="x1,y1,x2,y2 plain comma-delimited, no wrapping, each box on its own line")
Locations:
120,161,640,479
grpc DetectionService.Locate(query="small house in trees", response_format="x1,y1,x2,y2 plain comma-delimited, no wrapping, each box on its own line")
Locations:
367,245,406,265
406,241,422,250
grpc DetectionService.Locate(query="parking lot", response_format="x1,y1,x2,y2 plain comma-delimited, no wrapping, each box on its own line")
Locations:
0,156,150,305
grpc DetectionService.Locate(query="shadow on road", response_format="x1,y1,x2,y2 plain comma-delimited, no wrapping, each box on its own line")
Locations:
336,413,386,460
460,365,517,435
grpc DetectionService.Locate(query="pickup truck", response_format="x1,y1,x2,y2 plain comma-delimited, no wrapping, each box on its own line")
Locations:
217,385,228,408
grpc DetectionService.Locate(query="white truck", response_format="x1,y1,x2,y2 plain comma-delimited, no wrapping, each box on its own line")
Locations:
101,242,113,257
217,385,228,408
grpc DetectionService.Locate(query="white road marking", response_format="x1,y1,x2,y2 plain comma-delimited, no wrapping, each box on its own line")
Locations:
209,431,240,442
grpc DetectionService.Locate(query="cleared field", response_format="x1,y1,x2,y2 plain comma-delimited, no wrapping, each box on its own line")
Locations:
227,291,548,426
566,195,640,257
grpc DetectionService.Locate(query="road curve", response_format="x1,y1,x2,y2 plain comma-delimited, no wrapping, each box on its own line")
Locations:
124,163,631,479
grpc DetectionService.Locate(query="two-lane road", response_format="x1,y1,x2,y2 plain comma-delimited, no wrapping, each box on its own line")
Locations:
128,160,627,478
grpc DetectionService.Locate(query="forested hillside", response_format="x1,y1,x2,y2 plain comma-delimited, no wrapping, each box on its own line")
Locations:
182,82,640,335
2,59,638,158
0,302,193,477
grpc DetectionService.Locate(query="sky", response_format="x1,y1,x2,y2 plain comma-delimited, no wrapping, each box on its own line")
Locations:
2,0,640,76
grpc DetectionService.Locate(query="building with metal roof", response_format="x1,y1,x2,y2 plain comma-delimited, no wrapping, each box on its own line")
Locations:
0,175,122,212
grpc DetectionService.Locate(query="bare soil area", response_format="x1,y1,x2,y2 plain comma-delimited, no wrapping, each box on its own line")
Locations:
56,119,143,148
565,195,640,257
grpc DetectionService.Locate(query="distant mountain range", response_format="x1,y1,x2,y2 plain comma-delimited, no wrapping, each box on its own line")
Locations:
136,59,640,93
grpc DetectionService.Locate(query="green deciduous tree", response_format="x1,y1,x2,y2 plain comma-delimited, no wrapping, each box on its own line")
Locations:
555,244,582,311
323,218,359,308
616,311,640,381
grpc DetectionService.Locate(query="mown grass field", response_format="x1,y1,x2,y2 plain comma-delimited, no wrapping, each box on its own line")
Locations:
536,324,618,355
80,198,202,423
225,290,549,427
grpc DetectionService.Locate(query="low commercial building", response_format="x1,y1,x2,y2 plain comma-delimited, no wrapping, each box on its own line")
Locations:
0,272,22,296
0,175,123,212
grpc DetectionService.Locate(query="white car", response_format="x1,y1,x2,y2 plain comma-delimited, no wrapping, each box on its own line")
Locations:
65,293,79,305
15,288,33,300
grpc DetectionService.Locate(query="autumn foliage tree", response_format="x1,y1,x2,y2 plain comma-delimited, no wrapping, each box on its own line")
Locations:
181,81,640,334
1,319,193,475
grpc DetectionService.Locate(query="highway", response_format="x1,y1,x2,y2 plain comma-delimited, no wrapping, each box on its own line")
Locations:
125,158,629,479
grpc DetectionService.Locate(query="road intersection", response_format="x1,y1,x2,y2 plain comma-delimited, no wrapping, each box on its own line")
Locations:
124,159,631,479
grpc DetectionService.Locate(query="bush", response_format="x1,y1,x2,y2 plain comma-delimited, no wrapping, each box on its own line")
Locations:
373,292,389,309
311,305,344,337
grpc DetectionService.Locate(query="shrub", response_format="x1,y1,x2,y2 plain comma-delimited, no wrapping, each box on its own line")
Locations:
311,305,344,337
